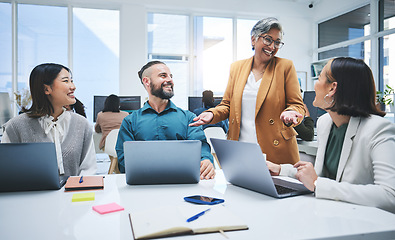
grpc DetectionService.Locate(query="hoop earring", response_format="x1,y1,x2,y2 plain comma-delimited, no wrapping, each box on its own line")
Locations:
324,94,334,105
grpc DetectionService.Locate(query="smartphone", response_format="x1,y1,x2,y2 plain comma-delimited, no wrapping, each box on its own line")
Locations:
184,195,225,205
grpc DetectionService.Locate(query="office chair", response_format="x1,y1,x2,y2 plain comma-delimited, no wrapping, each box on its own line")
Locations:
93,132,105,154
104,129,120,174
203,126,227,169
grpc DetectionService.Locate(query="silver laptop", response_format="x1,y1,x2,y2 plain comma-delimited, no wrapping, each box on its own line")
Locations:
124,140,201,185
211,138,313,198
0,142,68,192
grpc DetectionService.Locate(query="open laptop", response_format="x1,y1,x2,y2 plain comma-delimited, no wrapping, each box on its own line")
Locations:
124,140,201,185
211,138,313,198
0,142,68,192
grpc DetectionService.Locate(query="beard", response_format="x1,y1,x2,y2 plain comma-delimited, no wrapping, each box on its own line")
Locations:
150,81,174,99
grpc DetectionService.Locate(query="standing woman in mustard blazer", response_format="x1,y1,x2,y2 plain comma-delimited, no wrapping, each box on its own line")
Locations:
191,17,305,165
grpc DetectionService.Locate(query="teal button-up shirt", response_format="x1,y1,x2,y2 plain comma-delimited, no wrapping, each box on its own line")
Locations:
116,100,213,173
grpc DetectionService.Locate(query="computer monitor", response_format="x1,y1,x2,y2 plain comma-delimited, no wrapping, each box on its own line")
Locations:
93,96,141,122
188,96,223,112
303,91,326,127
0,92,12,135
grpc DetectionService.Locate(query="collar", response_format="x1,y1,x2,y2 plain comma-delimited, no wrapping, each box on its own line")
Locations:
141,100,177,113
41,109,68,135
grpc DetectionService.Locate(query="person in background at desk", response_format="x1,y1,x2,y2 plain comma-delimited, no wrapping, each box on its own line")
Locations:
1,63,97,176
116,61,215,180
294,103,314,141
193,90,228,133
267,57,395,213
95,94,129,150
190,17,305,165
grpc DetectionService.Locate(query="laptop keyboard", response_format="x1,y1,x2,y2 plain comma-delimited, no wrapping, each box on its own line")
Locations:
275,184,297,195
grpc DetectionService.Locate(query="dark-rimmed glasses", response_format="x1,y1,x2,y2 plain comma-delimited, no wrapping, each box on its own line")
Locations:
258,35,284,49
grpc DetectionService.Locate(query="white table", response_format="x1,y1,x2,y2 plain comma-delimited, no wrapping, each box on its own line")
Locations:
1,172,395,240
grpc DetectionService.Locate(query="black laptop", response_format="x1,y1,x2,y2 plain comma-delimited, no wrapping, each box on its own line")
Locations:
0,142,68,192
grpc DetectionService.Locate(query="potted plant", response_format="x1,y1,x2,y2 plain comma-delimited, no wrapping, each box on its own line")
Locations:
377,84,394,112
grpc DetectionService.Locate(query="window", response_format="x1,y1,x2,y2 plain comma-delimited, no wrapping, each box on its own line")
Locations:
236,19,258,60
382,1,395,90
194,16,233,96
18,4,68,99
318,40,371,63
148,13,189,109
73,8,119,122
318,4,370,48
148,15,260,101
0,2,11,95
382,33,395,90
3,3,120,122
384,0,395,31
317,0,395,97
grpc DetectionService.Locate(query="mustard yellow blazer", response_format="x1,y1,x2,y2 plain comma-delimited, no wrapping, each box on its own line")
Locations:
209,57,305,164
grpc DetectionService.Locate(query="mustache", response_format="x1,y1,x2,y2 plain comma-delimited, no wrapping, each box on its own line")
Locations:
162,82,174,88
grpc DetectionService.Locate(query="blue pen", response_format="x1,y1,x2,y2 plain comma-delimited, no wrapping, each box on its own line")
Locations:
79,176,83,183
186,208,211,222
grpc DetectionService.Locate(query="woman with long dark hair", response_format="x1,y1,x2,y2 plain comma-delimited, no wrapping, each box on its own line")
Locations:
267,57,395,213
2,63,97,176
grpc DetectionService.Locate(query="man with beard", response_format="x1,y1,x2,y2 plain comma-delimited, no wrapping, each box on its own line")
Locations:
115,61,215,180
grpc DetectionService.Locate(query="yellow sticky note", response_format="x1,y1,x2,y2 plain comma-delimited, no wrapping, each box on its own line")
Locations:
72,192,95,202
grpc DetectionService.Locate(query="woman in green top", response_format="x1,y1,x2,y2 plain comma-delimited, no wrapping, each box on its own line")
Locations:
267,57,395,213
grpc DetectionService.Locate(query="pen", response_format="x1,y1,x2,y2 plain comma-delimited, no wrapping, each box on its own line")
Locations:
186,208,210,222
79,176,83,183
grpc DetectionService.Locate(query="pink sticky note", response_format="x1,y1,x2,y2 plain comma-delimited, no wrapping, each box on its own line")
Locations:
92,202,124,214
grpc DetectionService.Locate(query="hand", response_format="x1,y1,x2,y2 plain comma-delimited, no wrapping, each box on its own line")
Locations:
266,160,281,176
189,112,214,127
294,161,318,191
280,110,303,126
200,159,215,180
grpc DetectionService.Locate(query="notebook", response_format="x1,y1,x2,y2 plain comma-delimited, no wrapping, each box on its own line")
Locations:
210,138,313,198
129,204,248,239
124,140,201,185
64,175,104,191
0,142,68,192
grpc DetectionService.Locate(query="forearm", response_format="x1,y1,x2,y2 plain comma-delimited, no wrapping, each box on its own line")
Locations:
294,117,314,141
316,178,395,213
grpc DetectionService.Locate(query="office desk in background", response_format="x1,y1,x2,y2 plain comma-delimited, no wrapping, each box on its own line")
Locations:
297,137,318,156
1,172,395,240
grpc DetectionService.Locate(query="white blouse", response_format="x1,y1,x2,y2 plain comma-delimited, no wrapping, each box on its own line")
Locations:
2,109,97,175
238,71,261,143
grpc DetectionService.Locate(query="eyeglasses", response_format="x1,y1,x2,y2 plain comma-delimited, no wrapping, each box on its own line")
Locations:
258,35,284,49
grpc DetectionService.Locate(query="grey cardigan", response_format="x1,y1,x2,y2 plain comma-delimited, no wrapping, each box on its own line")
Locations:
4,113,93,176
